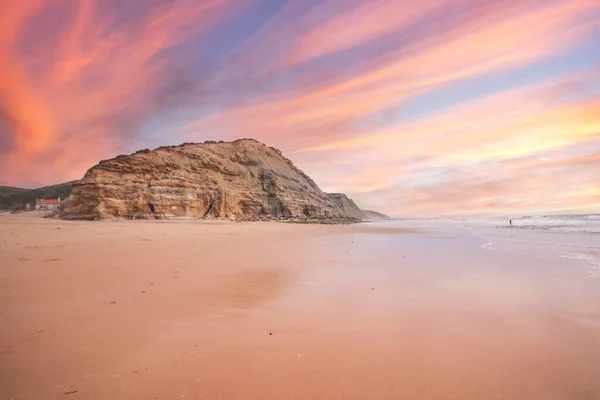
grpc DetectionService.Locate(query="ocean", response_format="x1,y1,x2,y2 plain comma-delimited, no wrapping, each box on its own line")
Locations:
361,215,600,279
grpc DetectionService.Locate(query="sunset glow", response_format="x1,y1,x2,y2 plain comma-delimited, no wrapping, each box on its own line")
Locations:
1,0,599,215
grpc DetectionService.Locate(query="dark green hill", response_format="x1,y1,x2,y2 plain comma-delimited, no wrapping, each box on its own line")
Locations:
0,182,76,210
0,186,28,196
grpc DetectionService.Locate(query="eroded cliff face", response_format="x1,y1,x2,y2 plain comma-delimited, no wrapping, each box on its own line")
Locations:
362,210,392,220
326,193,365,220
60,139,361,221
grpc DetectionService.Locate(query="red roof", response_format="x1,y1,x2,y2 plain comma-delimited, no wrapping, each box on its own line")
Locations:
37,199,61,204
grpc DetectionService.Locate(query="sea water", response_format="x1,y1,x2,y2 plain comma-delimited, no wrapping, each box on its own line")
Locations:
361,215,600,279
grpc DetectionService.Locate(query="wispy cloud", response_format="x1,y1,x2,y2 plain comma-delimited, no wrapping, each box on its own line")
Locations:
0,0,240,185
1,0,599,215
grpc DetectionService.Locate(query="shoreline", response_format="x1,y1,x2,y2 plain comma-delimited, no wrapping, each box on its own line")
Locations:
2,214,599,399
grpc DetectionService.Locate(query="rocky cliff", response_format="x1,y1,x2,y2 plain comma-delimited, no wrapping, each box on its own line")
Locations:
362,210,392,220
326,193,365,219
60,139,363,221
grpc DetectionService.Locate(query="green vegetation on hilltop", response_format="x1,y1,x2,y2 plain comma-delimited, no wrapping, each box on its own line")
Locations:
0,182,76,210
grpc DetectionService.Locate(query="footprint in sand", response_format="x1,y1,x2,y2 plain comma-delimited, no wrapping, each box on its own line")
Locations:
18,258,28,262
46,258,62,262
0,346,13,357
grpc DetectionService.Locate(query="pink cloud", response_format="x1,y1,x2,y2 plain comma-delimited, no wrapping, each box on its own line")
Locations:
189,0,600,153
0,0,241,186
1,0,599,215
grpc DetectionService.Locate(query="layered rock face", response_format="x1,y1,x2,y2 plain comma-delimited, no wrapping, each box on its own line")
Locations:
326,193,365,219
60,139,363,221
362,210,392,220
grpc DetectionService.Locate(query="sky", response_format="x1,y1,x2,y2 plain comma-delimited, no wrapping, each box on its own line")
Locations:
1,0,599,216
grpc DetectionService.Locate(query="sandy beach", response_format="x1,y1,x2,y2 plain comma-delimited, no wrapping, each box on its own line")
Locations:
1,212,600,399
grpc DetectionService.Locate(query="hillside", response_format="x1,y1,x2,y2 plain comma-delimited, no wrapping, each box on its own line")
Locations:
0,182,76,210
326,193,365,219
61,139,364,221
0,186,28,196
362,210,392,220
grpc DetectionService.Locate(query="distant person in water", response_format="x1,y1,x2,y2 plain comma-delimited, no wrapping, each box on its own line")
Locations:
509,219,512,226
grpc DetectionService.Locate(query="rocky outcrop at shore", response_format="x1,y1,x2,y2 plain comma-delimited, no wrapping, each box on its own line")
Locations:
326,193,365,219
362,210,392,220
60,139,366,221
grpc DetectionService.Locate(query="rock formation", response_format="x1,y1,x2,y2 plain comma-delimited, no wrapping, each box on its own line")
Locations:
60,139,365,221
361,210,392,220
326,193,365,219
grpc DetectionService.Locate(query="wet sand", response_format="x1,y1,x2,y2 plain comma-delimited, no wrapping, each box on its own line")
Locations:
1,212,600,399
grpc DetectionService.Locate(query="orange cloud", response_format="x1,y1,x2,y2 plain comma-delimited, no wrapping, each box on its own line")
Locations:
0,0,239,185
281,0,447,67
1,0,599,216
355,146,600,216
0,1,54,156
190,0,600,150
283,67,600,215
296,68,600,154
